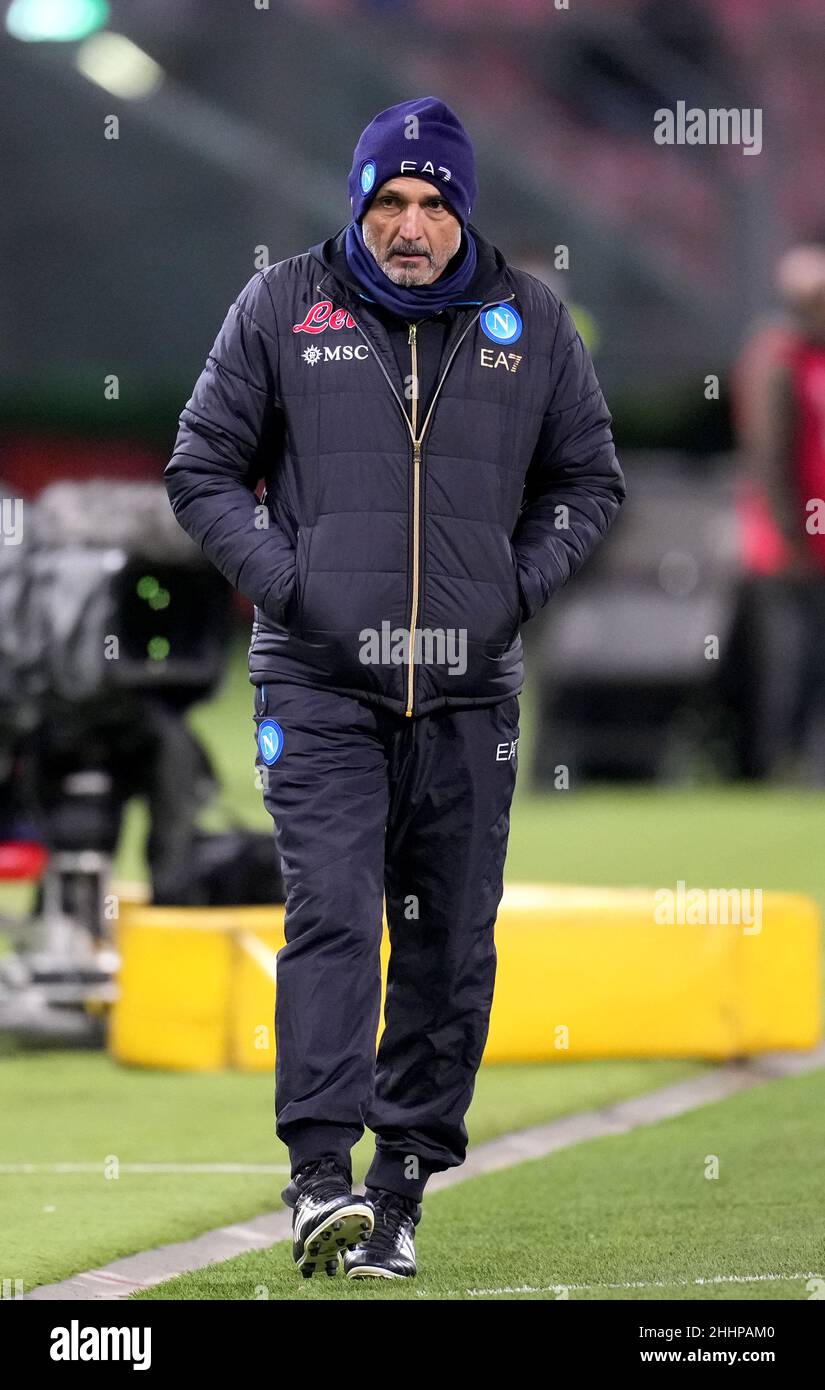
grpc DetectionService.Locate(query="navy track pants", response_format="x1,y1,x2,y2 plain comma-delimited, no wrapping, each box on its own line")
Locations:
253,680,519,1202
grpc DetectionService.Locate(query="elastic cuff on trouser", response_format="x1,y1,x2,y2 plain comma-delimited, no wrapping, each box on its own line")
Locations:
281,1120,360,1180
363,1149,438,1203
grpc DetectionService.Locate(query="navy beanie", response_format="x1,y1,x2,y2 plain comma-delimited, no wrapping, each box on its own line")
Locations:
348,96,477,228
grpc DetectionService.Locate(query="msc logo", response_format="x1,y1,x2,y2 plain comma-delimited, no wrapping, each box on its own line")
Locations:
481,305,523,345
258,720,284,766
302,345,370,366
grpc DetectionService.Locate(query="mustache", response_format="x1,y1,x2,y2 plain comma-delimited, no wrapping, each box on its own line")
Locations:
389,242,433,262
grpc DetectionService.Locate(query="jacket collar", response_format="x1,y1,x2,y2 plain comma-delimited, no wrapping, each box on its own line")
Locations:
308,222,514,318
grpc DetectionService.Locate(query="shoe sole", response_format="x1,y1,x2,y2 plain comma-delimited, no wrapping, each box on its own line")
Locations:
296,1203,374,1278
346,1264,412,1280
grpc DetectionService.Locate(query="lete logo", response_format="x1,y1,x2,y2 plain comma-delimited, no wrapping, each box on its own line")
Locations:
293,301,357,335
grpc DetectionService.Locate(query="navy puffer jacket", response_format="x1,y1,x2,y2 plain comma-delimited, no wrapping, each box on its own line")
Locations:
164,225,626,717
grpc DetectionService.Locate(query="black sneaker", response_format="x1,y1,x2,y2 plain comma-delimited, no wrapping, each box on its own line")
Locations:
284,1158,374,1279
343,1187,421,1280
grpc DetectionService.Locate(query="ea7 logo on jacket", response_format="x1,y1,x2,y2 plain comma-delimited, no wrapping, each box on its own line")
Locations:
302,344,369,366
293,301,357,334
480,349,523,374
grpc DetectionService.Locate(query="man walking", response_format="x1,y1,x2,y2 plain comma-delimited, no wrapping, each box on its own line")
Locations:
165,97,626,1280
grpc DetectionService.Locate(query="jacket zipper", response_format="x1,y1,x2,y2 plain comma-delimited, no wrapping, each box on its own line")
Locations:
407,322,421,717
340,290,516,716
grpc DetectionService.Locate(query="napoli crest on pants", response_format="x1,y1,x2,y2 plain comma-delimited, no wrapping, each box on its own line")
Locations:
258,719,284,765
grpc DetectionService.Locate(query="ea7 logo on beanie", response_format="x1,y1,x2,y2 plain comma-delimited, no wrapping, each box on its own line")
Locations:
348,97,478,228
399,160,452,182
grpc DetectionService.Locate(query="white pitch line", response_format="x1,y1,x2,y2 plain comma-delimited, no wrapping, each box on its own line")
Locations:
458,1272,824,1297
0,1163,290,1175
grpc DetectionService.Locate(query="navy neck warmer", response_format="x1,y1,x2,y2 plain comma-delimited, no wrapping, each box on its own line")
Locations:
344,219,480,319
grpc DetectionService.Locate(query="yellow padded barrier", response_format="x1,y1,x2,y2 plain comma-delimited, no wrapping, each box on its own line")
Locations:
109,884,821,1071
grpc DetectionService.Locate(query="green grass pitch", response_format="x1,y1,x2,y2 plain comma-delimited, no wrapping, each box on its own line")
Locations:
1,637,823,1297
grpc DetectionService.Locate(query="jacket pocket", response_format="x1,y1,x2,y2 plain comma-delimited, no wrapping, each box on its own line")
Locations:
505,536,522,644
291,525,313,636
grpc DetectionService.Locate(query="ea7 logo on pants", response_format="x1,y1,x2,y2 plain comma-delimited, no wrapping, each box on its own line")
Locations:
302,344,370,365
496,737,519,762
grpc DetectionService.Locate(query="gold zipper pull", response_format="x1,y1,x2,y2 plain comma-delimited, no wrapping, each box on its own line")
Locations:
408,322,417,345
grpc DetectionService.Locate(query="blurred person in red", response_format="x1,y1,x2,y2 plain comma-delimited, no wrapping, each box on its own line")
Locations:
733,243,825,781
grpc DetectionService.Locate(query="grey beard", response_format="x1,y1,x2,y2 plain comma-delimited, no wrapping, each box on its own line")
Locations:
362,225,460,287
384,261,431,287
